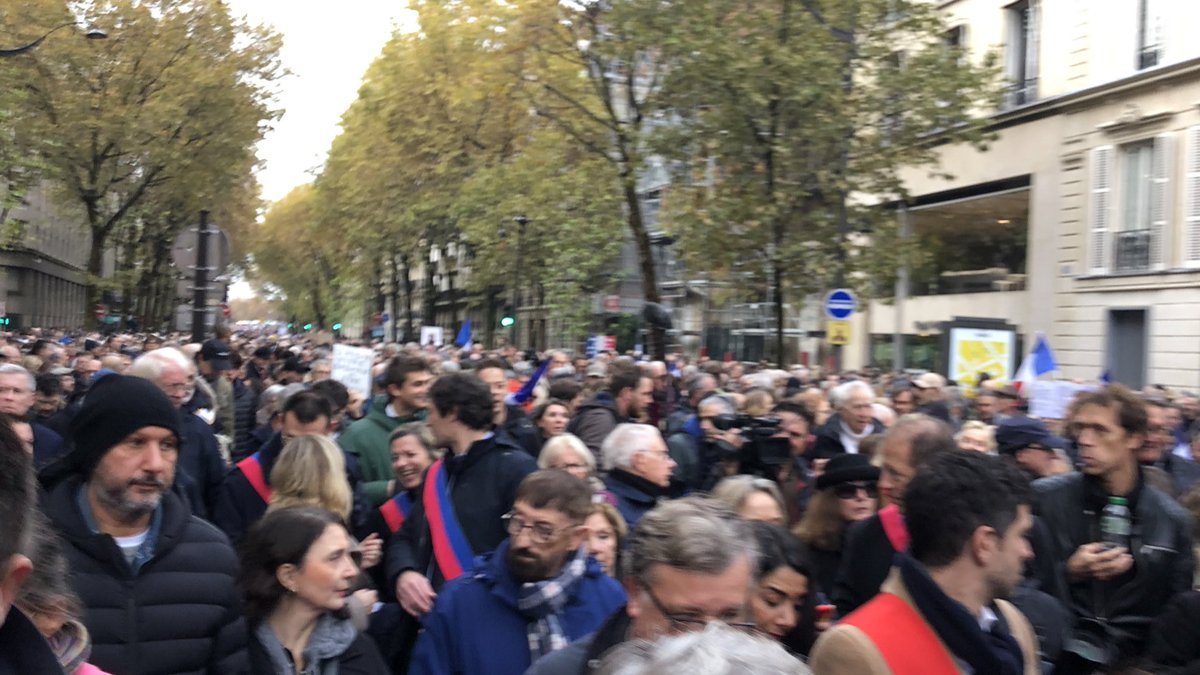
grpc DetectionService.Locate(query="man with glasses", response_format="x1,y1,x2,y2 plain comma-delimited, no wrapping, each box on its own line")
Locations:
600,423,677,528
527,496,758,674
410,470,625,675
129,348,225,520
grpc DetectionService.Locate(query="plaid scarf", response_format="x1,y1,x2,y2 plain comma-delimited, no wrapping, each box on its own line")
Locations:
47,619,93,674
516,546,589,660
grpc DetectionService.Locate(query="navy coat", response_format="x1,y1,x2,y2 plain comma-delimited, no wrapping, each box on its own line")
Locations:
410,540,625,675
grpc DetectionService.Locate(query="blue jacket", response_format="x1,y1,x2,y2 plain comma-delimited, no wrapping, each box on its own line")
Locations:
410,540,626,675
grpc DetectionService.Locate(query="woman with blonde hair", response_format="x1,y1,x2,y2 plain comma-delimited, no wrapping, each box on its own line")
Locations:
584,502,628,576
268,435,380,629
955,420,996,454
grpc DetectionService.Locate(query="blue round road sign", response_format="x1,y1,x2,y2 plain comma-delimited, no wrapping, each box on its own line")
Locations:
825,289,857,320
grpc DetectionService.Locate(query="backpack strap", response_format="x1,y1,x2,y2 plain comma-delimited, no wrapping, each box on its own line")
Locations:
841,592,959,675
236,452,272,504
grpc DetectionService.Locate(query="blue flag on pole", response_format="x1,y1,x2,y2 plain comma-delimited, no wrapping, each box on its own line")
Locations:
506,359,549,406
1100,369,1112,384
455,320,472,348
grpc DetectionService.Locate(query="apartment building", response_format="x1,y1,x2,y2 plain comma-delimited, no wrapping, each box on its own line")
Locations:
844,0,1200,389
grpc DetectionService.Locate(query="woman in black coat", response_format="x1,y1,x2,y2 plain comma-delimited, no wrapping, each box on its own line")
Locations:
240,506,388,674
792,453,880,602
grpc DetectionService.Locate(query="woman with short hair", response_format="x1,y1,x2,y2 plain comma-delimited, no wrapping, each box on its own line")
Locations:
711,474,788,527
584,502,628,576
539,433,607,495
240,507,389,674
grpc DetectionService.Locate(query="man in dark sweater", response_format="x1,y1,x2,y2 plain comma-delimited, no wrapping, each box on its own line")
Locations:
832,414,956,616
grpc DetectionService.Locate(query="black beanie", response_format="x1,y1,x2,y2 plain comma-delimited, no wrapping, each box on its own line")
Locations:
69,374,182,476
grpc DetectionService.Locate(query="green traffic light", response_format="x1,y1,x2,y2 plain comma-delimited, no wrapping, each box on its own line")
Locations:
332,323,343,331
500,316,515,328
287,323,294,329
303,323,313,331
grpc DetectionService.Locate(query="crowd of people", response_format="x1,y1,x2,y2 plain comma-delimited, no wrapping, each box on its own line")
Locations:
2,327,1200,673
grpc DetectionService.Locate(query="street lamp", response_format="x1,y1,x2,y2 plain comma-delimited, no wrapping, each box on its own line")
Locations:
0,22,107,57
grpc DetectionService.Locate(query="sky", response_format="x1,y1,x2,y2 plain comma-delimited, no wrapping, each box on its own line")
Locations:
224,0,416,205
221,1,417,298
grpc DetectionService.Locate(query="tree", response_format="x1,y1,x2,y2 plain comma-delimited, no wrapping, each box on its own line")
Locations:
516,0,678,359
0,0,281,322
651,0,1002,362
252,184,337,328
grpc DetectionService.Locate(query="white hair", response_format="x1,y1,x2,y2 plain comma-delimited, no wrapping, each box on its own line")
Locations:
128,348,193,382
539,433,597,474
601,423,664,472
830,380,873,409
872,403,896,427
0,364,33,391
596,622,810,675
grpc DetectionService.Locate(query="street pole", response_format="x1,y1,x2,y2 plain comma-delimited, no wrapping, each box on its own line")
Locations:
190,210,210,343
894,204,910,373
510,215,528,348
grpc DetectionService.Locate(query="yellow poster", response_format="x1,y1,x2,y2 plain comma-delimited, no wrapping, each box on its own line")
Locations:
947,328,1015,391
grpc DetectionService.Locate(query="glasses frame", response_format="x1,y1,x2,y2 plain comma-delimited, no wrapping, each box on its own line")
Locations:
642,583,757,634
502,511,578,545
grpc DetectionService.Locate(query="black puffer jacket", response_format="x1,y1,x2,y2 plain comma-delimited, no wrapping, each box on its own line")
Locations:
1030,470,1193,667
42,477,248,675
230,377,258,462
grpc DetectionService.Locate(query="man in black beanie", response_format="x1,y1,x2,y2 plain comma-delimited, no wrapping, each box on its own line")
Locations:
41,375,249,674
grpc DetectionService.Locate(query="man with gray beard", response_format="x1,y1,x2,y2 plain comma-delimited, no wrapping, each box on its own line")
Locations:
41,374,248,674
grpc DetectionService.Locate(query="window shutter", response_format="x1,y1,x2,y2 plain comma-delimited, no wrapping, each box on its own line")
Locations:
1150,133,1172,269
1184,126,1200,265
1089,146,1113,274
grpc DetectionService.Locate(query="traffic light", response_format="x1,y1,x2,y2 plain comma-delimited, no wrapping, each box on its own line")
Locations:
499,305,515,328
0,317,9,326
303,323,313,331
287,322,293,330
332,323,343,331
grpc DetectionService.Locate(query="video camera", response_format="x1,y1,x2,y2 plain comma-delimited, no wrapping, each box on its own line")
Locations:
710,413,791,471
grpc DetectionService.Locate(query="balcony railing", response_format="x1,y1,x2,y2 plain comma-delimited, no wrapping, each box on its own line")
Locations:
1114,229,1152,272
1004,78,1038,109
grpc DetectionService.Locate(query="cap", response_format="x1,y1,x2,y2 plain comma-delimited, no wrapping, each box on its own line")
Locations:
816,453,881,491
913,372,946,390
585,362,607,378
995,416,1063,455
199,339,233,372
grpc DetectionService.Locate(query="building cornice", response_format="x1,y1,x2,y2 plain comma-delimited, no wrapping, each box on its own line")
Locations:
987,57,1200,133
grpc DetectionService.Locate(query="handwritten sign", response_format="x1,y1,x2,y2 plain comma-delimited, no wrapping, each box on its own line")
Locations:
332,344,375,398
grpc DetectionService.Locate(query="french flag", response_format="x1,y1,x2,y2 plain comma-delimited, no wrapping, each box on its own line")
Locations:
1014,334,1058,393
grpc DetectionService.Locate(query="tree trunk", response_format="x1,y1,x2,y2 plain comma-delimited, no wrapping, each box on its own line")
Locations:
402,253,415,343
85,231,107,329
623,176,665,360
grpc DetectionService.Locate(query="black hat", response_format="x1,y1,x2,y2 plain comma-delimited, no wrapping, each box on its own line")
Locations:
68,374,181,476
816,453,881,491
200,339,233,372
995,416,1063,455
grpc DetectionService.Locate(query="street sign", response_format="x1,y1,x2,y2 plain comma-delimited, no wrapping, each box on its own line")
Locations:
604,295,621,313
381,312,391,323
825,289,857,320
827,320,851,346
171,224,231,275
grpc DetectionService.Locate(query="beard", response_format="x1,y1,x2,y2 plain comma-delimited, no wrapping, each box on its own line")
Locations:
507,545,571,584
93,473,168,520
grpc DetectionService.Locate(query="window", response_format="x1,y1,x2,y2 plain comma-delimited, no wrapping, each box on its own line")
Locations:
945,25,966,51
1004,0,1038,108
1137,0,1162,70
1089,136,1171,274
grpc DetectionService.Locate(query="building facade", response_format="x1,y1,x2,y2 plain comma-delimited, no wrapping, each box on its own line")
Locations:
1,181,90,329
842,0,1200,389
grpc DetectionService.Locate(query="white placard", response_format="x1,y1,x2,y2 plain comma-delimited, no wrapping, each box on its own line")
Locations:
1029,381,1097,420
419,326,444,347
332,344,375,398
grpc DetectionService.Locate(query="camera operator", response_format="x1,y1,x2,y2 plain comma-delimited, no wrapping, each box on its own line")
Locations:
697,395,747,490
